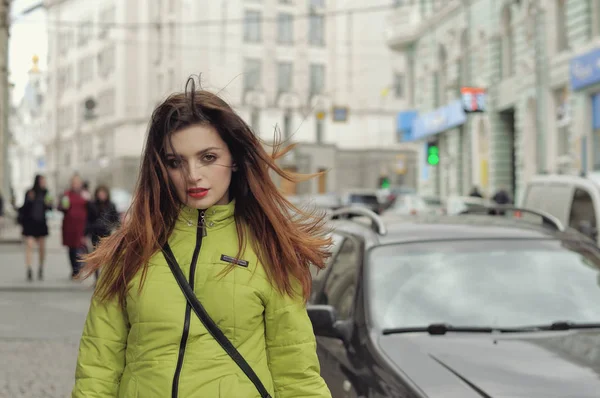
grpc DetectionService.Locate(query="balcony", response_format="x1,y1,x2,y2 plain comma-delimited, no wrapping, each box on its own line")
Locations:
386,6,423,51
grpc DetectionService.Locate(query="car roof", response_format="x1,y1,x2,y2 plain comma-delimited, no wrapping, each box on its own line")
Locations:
330,213,589,248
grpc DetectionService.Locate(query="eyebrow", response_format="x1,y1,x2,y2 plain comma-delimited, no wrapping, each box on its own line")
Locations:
165,146,223,157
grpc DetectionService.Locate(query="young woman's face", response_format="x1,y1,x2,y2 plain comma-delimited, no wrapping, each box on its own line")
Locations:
165,124,234,210
97,189,108,202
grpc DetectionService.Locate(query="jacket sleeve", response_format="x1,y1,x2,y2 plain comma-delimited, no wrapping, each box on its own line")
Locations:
264,280,331,398
72,292,130,397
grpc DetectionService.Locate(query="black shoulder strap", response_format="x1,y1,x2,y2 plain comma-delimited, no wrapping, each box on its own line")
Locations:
162,244,272,398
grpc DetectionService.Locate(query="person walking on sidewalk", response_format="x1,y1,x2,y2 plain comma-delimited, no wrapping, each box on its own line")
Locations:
58,174,88,279
85,184,120,281
19,174,53,281
72,77,332,398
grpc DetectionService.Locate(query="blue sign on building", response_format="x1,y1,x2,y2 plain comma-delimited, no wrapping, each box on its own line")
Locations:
570,47,600,91
396,111,418,142
409,100,467,141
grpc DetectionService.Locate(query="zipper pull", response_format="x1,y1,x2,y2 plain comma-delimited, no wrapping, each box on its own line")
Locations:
199,210,207,237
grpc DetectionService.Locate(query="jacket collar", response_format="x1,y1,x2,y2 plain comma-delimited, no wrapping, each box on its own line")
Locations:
175,199,236,233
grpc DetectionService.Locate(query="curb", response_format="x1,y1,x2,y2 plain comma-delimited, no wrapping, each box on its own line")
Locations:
0,239,22,245
0,285,94,293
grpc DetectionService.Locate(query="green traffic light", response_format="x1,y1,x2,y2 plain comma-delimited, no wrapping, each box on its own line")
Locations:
427,144,439,165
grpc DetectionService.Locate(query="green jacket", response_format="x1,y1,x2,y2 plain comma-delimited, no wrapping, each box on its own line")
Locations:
72,201,331,398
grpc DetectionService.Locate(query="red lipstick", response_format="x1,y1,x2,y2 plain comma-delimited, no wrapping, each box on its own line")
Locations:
188,187,209,199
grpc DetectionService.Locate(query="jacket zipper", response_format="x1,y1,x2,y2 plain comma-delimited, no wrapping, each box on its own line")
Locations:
171,209,205,398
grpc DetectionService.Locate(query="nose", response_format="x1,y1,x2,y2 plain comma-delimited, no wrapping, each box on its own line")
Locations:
187,160,205,182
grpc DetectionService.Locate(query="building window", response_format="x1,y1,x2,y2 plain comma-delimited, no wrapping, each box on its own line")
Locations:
393,73,404,98
556,0,569,52
555,86,570,156
244,10,262,42
97,88,116,117
77,57,94,87
80,136,93,162
78,19,93,47
251,109,260,131
244,58,262,91
316,117,324,143
278,13,294,44
98,44,115,78
277,62,293,93
309,63,325,96
501,6,514,78
98,6,115,39
308,14,325,46
283,111,292,140
593,0,600,37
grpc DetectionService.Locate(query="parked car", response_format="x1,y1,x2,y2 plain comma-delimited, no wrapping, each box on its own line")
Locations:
309,206,600,397
384,194,434,216
342,189,386,214
445,195,489,215
521,174,600,243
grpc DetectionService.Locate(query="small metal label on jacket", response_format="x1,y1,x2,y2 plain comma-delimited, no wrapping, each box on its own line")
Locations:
220,254,249,267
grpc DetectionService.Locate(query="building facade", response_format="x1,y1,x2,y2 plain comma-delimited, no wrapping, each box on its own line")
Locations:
44,0,413,195
9,56,47,206
387,0,600,201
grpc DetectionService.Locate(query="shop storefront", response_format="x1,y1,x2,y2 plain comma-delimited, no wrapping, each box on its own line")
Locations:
407,100,467,196
569,47,600,173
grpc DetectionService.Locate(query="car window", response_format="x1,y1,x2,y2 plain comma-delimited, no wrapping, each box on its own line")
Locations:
349,194,379,205
322,235,362,320
366,239,600,330
569,188,597,236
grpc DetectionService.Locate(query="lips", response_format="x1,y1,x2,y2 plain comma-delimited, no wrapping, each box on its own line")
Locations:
187,187,209,199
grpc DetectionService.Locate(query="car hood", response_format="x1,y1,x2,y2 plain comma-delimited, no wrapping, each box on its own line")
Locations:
377,330,600,398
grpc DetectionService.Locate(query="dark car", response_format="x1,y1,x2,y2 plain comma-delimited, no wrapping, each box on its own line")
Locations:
308,206,600,398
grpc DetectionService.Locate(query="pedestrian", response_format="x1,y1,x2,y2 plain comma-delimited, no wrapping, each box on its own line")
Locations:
469,185,483,198
85,184,120,281
58,174,89,279
72,77,333,397
19,175,53,281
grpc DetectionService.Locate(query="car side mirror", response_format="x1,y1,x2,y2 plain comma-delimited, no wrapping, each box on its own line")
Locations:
307,304,346,341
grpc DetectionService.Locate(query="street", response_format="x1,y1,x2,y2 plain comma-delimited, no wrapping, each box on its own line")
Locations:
0,232,93,398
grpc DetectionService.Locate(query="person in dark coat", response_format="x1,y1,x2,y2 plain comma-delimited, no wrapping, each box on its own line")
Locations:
85,185,120,280
20,175,53,281
469,186,483,198
58,174,89,279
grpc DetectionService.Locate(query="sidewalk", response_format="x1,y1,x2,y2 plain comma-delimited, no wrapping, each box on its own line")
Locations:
0,232,95,292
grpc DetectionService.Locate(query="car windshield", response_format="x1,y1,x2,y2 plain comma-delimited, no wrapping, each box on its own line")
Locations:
349,194,379,205
366,239,600,330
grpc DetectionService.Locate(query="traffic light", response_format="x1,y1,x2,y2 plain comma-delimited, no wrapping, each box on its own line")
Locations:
379,176,391,189
427,142,440,166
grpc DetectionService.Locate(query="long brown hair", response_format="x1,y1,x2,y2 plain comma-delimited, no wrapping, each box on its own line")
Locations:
81,77,332,304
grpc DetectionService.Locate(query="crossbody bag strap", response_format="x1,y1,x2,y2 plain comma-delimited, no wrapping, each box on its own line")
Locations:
162,244,272,398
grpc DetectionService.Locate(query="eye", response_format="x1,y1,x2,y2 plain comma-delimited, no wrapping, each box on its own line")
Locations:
202,153,217,162
166,158,181,169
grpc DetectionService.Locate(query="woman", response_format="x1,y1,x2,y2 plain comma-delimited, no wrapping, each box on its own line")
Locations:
73,78,332,398
58,174,88,279
20,175,52,281
85,185,120,280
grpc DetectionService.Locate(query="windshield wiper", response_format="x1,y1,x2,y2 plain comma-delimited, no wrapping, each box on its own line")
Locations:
382,323,510,336
514,321,600,332
382,321,600,336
